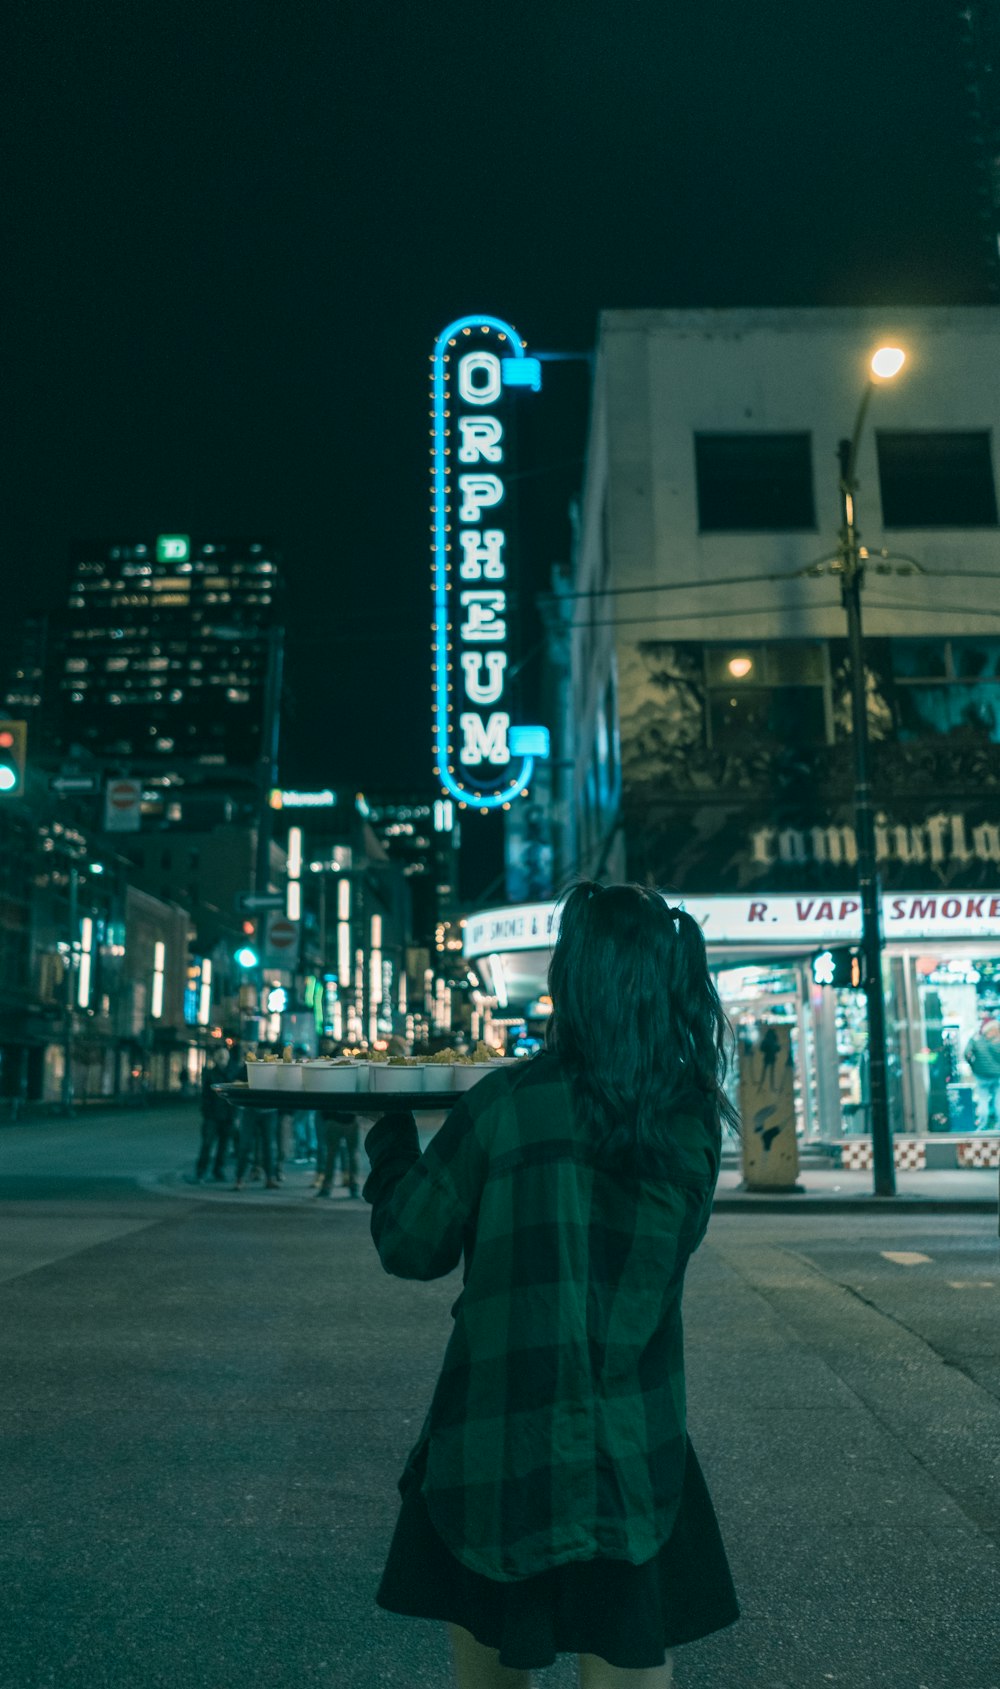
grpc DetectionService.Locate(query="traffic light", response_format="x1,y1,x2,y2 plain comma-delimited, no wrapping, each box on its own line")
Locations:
235,919,258,969
0,721,26,797
812,947,864,989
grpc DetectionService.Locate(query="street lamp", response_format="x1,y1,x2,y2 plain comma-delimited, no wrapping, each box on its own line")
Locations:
837,343,906,1198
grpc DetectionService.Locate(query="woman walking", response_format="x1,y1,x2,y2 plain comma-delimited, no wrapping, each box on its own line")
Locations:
363,882,740,1687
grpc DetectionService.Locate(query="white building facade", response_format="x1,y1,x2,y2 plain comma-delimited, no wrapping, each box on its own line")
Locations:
476,307,1000,1165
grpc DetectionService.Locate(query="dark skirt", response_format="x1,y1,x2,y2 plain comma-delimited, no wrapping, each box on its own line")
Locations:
375,1434,740,1671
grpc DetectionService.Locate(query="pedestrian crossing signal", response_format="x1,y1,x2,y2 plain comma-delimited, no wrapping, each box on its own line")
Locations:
0,721,26,797
812,946,864,988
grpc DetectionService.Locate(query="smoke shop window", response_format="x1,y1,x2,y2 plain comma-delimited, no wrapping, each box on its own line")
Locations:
875,431,998,527
892,639,1000,742
705,643,830,747
694,433,816,531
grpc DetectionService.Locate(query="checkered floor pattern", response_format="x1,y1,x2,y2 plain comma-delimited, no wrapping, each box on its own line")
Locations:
956,1138,1000,1168
838,1137,1000,1170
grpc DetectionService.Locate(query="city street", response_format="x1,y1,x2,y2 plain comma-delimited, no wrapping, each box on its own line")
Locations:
0,1104,998,1689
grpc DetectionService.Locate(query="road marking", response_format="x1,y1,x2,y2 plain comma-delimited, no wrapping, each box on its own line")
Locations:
946,1281,995,1289
880,1251,932,1265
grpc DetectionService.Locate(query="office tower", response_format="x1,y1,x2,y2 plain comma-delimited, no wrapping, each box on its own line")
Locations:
57,534,282,780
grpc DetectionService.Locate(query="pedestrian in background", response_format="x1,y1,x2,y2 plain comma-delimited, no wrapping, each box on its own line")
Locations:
233,1046,279,1191
195,1047,234,1182
964,1016,1000,1128
365,882,740,1689
315,1112,360,1198
310,1041,363,1198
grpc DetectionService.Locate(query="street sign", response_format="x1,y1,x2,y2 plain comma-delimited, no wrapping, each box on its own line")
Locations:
237,891,285,913
104,777,143,832
264,911,300,966
50,774,101,794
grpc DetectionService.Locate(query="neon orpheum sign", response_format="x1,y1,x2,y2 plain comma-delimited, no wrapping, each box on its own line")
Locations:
430,314,550,811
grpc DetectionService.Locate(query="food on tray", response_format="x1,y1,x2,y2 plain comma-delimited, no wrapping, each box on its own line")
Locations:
245,1051,257,1062
388,1055,417,1066
428,1047,457,1064
471,1040,504,1062
282,1045,294,1063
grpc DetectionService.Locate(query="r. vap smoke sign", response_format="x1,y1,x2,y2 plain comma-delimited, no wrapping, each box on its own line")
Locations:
429,315,549,813
737,1022,803,1192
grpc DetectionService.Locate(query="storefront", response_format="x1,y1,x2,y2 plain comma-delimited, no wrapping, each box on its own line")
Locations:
463,893,1000,1169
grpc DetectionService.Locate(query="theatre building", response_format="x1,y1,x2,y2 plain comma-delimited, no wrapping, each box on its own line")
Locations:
476,307,1000,1168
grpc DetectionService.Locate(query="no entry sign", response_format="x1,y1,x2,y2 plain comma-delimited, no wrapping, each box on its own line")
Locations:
264,911,300,966
104,778,142,832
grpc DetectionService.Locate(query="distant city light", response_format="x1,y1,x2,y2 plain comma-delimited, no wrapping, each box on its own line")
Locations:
727,656,754,679
235,946,259,969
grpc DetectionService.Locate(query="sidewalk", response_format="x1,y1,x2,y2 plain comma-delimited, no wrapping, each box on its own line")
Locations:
713,1163,997,1212
151,1147,999,1215
4,1101,995,1215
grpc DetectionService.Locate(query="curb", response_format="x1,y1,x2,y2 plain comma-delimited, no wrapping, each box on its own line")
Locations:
713,1195,997,1214
144,1172,995,1217
138,1170,371,1209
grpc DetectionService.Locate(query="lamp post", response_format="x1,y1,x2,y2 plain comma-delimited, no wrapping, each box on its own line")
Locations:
61,861,79,1116
836,344,906,1198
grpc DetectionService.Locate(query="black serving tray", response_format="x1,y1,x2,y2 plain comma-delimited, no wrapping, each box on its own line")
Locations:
214,1081,459,1113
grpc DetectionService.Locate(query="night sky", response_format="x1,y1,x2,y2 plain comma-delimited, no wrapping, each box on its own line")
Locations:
5,0,990,805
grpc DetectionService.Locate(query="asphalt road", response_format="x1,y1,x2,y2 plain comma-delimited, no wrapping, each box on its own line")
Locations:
1,1105,998,1689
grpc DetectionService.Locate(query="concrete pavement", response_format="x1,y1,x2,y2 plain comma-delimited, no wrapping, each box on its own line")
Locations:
2,1105,999,1687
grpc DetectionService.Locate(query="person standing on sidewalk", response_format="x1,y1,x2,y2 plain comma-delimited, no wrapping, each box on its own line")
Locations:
964,1017,1000,1129
362,882,740,1689
315,1110,362,1199
195,1048,235,1183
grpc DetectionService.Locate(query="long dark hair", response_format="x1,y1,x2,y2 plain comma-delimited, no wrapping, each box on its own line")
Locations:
547,881,738,1176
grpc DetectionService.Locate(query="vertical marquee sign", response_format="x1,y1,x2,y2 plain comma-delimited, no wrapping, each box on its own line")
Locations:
430,314,549,811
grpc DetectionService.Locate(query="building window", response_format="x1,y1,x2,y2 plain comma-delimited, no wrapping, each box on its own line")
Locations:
705,642,830,748
891,639,1000,741
876,431,998,527
694,433,816,531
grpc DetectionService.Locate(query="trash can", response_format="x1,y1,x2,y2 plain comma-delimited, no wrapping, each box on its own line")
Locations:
946,1082,978,1134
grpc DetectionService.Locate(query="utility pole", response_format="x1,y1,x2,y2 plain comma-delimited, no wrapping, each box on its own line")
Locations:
837,423,896,1198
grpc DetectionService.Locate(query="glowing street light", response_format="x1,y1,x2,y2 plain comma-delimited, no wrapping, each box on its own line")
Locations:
870,345,906,381
836,341,908,1197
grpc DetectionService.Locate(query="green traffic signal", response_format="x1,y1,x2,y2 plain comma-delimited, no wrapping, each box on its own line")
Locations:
0,721,27,798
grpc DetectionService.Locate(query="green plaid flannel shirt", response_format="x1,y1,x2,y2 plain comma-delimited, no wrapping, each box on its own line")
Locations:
362,1051,720,1582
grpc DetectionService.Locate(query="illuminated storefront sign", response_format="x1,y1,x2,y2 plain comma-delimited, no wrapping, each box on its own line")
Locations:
156,534,190,563
269,789,337,809
430,314,549,812
463,892,1000,959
